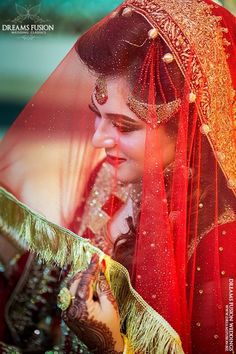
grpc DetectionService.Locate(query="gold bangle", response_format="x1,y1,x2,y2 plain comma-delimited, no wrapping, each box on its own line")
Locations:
121,334,135,354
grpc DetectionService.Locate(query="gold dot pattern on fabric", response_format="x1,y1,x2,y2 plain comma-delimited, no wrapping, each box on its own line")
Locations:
188,207,236,261
124,0,236,196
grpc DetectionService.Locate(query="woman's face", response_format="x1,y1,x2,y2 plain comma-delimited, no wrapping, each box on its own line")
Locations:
90,77,176,184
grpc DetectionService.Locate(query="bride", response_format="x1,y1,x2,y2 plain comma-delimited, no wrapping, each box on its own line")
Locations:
0,0,235,353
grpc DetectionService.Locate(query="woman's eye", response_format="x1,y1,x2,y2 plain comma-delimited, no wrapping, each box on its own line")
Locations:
111,121,143,133
111,121,135,133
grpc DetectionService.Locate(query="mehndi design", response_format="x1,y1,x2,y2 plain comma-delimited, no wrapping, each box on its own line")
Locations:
62,254,123,354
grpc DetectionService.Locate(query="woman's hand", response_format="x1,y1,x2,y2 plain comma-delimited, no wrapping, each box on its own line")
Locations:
62,254,124,354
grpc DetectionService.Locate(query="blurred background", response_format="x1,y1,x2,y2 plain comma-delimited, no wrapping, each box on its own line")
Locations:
0,0,235,138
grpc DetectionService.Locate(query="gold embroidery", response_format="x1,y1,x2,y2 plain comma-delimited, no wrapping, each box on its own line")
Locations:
187,207,236,261
123,0,236,195
127,97,181,128
78,162,129,254
95,75,108,105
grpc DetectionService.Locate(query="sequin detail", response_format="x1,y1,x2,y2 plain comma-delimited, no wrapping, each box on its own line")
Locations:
127,96,181,128
78,162,129,254
95,76,108,105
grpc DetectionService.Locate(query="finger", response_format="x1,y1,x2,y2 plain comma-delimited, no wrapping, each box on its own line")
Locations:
97,272,119,314
67,272,82,290
76,253,100,301
68,273,82,296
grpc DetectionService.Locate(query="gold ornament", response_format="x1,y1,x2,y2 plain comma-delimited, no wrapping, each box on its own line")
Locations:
189,92,197,103
127,97,181,128
95,76,108,105
162,53,174,63
148,28,158,39
57,287,75,311
227,179,236,189
122,7,133,17
200,123,211,135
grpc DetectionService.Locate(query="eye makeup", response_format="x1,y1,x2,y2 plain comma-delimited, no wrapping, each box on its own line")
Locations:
88,97,144,133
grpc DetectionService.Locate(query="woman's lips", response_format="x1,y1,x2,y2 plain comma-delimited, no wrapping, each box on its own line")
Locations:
106,155,127,166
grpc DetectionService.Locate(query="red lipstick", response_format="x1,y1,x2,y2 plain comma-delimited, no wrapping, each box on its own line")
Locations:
106,155,127,166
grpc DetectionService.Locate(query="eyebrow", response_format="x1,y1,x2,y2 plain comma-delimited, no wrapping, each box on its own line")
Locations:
90,95,142,125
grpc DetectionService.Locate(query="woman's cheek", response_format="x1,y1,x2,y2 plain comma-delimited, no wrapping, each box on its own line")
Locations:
120,132,146,161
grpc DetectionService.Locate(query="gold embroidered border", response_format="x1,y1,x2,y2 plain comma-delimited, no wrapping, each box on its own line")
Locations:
124,0,236,194
187,206,236,261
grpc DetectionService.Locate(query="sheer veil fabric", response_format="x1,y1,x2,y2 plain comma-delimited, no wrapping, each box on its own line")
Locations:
0,0,236,353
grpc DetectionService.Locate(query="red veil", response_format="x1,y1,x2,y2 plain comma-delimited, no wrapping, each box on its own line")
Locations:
0,0,236,353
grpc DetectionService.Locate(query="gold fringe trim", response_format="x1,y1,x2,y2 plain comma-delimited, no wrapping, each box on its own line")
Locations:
0,186,184,354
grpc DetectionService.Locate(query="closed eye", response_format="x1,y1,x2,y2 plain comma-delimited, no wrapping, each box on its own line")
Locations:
111,121,142,133
88,98,144,133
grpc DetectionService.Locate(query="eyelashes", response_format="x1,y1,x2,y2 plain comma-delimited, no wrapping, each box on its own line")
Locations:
111,121,141,133
88,104,143,133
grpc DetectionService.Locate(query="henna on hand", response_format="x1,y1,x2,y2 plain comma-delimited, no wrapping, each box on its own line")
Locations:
62,254,123,353
97,273,119,314
63,300,122,354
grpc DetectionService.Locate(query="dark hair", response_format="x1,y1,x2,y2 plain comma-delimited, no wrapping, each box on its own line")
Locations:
75,11,184,104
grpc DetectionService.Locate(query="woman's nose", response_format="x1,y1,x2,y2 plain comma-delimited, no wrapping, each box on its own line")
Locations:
92,118,116,149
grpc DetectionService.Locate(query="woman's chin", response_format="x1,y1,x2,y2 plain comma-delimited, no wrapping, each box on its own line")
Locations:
110,165,142,185
105,160,143,184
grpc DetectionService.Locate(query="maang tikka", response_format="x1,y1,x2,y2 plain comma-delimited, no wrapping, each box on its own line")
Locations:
95,76,108,105
94,76,181,127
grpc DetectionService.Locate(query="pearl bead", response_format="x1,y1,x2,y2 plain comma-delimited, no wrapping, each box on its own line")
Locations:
162,53,174,63
227,179,236,189
148,28,158,39
200,123,211,135
122,7,133,17
216,151,225,161
189,92,197,103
